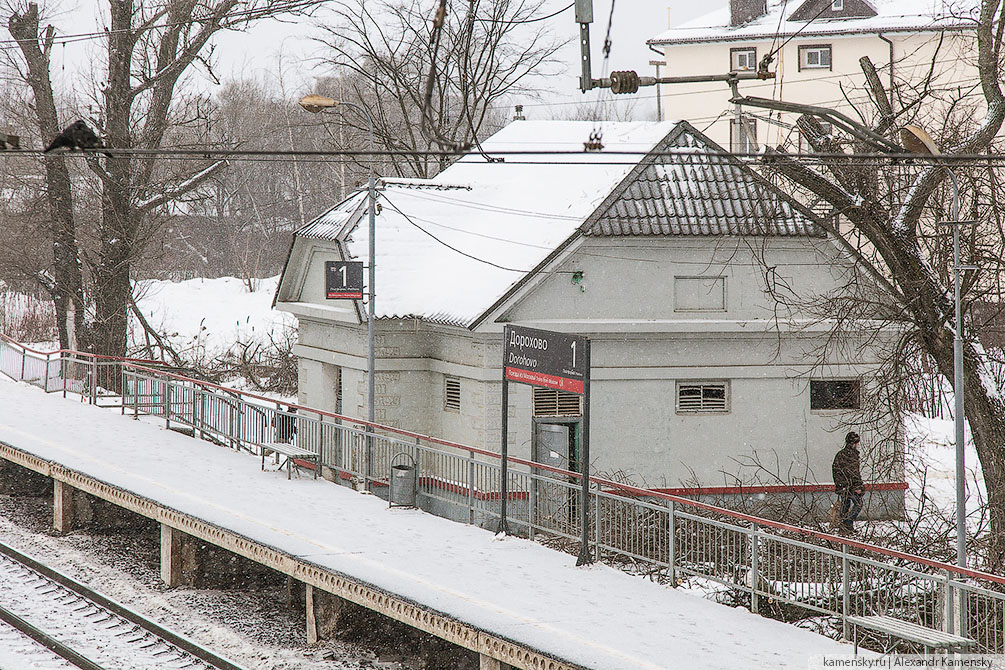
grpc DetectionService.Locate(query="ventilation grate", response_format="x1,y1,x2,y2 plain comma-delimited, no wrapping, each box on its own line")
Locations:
533,388,582,417
444,377,461,412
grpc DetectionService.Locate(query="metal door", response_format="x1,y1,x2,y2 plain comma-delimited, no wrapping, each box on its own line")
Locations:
533,422,578,534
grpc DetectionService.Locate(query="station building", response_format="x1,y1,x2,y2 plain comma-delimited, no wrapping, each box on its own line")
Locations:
274,120,906,516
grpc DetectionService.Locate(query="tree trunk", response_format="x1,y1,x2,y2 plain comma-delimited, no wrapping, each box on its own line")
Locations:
927,333,1005,571
8,5,87,351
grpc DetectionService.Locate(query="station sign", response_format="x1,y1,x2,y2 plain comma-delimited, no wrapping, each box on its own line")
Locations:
325,261,364,300
503,325,587,395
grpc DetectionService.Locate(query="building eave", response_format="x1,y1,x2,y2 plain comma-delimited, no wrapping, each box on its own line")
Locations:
648,23,971,47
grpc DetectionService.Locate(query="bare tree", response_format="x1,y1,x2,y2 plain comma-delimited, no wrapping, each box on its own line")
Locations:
757,0,1005,569
313,0,563,179
4,0,323,360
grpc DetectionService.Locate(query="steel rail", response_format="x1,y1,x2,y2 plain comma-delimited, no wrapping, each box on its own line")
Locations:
0,541,246,670
0,603,105,670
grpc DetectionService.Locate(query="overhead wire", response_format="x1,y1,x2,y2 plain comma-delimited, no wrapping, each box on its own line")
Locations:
475,2,574,25
0,0,322,51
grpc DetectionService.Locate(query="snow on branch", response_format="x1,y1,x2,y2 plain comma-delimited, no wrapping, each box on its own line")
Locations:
136,160,228,213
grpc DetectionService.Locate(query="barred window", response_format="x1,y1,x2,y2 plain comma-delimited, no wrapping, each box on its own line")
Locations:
444,377,461,412
810,380,860,410
533,387,582,417
676,382,729,413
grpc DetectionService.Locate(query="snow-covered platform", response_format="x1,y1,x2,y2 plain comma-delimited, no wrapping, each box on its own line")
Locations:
0,379,859,670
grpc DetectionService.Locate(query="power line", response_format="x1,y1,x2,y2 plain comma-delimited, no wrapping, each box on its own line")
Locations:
0,0,321,51
475,2,574,25
5,146,1005,164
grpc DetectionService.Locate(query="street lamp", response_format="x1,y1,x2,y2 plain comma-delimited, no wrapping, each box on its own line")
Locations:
901,125,973,571
299,94,378,433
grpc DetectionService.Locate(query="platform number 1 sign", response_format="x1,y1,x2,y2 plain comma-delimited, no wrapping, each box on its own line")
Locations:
325,261,364,300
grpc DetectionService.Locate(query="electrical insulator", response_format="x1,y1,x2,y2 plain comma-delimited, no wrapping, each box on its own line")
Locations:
610,70,640,95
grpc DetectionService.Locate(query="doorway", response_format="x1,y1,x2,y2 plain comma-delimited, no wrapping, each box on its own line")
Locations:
532,418,581,534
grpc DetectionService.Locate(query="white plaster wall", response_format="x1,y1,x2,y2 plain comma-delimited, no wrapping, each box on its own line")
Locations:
280,234,901,489
659,31,977,150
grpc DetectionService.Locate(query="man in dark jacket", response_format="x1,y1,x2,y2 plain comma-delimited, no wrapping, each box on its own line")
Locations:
832,431,865,534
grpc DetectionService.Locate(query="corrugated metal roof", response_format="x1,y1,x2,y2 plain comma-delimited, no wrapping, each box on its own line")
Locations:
586,131,824,238
296,191,367,241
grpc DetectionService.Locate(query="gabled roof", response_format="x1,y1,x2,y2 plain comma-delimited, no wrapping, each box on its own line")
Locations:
649,0,976,45
289,120,823,328
586,126,821,237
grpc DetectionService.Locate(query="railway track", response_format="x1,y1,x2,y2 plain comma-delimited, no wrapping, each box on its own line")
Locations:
0,541,246,670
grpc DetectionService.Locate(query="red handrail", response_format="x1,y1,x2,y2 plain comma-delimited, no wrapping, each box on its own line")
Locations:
5,334,1004,587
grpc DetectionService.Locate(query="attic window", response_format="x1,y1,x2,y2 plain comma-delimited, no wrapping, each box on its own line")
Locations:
677,382,729,414
533,388,582,417
444,377,461,412
831,0,843,10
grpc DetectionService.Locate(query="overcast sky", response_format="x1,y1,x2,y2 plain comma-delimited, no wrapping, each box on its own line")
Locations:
207,0,727,120
16,0,727,121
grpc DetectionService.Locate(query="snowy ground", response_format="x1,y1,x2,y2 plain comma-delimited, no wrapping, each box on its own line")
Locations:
132,275,295,362
0,378,865,670
902,413,986,520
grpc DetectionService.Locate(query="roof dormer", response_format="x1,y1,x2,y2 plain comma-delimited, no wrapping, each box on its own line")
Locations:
788,0,878,22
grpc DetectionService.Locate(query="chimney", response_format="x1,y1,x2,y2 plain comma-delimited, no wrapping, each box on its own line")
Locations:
730,0,767,26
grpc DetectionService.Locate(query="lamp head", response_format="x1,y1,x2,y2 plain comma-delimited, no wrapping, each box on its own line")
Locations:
299,94,337,114
900,125,940,156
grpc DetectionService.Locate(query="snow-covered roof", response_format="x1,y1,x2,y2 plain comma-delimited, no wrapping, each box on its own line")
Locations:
650,0,977,45
292,120,822,328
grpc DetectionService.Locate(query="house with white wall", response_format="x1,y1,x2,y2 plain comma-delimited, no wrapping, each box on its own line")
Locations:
273,119,905,516
648,0,977,153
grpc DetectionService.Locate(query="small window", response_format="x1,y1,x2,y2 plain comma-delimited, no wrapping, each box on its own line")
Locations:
533,387,582,417
810,380,860,410
799,45,832,70
677,382,729,413
831,0,843,10
444,377,461,412
675,276,727,312
730,47,757,72
730,117,758,154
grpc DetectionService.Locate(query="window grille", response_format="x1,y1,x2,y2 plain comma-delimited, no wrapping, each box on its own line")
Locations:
676,382,729,413
444,377,461,412
533,388,582,417
810,379,861,410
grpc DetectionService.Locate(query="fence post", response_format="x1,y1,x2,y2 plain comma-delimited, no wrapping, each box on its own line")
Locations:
43,356,50,392
668,500,676,586
91,358,97,405
164,382,171,430
943,570,957,636
20,348,26,381
133,374,139,419
467,449,476,525
528,466,536,541
236,400,244,452
594,482,601,559
842,544,850,640
61,356,67,398
749,523,759,614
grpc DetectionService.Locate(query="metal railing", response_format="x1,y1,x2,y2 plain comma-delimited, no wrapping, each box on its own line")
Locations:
2,335,1003,653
